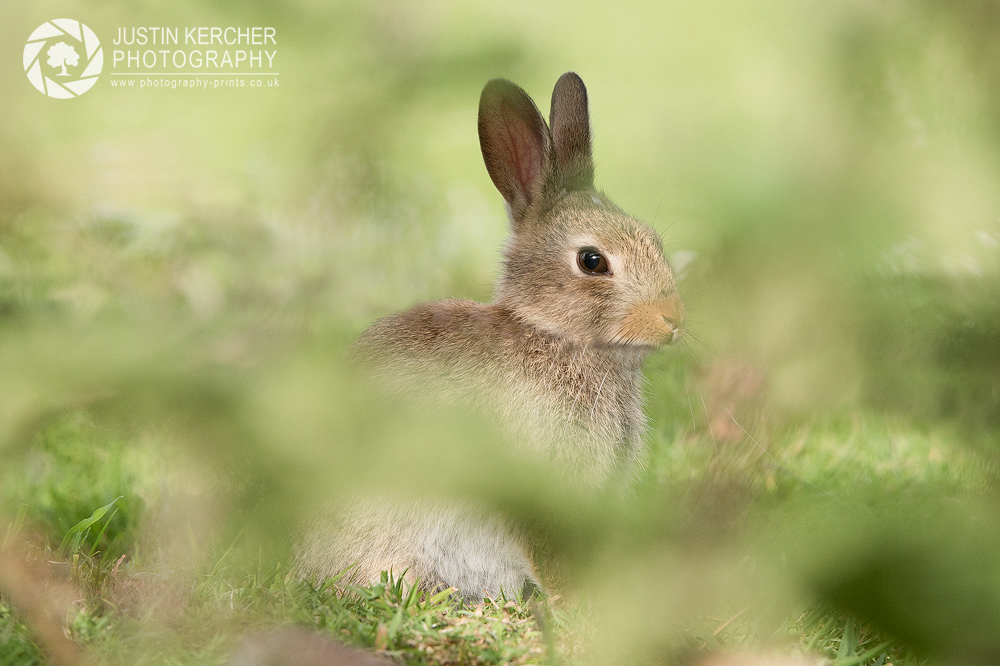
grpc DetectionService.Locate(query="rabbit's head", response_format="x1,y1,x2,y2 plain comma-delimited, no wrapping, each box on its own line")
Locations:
479,73,685,349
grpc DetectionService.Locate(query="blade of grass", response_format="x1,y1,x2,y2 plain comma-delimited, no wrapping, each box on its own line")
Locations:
2,504,27,551
88,506,119,557
429,587,457,605
59,496,122,555
387,605,404,644
838,640,894,666
838,617,857,661
403,576,421,609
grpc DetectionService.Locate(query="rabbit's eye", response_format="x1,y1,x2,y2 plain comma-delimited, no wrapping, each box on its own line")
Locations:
577,250,609,274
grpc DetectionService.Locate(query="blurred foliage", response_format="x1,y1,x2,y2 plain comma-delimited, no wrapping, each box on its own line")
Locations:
0,415,149,563
1,0,1000,664
859,274,1000,440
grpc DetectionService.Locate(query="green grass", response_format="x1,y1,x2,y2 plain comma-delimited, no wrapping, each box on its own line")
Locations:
0,339,990,666
0,389,989,665
0,603,46,666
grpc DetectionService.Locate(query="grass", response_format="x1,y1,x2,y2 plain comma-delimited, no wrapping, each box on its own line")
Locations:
0,380,989,665
0,328,988,666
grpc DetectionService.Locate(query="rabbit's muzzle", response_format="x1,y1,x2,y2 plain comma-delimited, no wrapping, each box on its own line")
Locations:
617,291,686,346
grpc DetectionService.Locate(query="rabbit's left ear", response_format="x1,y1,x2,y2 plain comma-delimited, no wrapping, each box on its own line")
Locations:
549,72,594,191
479,78,552,225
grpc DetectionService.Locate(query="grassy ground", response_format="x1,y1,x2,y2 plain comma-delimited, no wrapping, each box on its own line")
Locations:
0,363,991,665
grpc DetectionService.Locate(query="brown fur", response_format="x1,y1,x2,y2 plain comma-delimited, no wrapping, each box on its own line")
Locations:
355,298,651,483
300,73,685,599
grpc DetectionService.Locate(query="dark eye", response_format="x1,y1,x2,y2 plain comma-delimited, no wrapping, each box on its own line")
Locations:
577,249,609,274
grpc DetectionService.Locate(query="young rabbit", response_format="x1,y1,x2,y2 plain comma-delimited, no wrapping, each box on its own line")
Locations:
299,72,684,600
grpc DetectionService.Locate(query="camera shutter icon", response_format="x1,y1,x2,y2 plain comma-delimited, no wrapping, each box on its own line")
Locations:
24,19,103,98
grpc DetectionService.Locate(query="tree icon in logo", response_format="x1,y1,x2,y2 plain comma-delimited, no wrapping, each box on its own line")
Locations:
47,42,80,76
23,19,102,98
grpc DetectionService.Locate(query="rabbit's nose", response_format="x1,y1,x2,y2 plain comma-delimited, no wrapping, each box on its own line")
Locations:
657,291,685,344
618,292,686,346
662,315,684,343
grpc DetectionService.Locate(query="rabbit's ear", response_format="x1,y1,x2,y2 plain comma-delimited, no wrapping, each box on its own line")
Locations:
479,79,552,224
549,72,594,191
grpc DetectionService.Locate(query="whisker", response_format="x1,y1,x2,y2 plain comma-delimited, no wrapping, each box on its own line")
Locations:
720,401,774,464
652,193,666,226
681,328,714,353
719,401,839,501
679,342,701,367
693,374,718,456
684,376,697,434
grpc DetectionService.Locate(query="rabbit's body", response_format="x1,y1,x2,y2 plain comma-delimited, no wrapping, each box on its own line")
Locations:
298,498,537,600
356,297,649,485
300,73,684,600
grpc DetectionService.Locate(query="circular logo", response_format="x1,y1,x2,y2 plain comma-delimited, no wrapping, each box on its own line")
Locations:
24,19,103,98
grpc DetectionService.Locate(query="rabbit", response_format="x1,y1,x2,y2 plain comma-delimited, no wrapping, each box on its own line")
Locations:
298,72,685,601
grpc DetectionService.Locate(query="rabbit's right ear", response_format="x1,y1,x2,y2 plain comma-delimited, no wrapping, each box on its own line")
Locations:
550,72,594,191
478,79,551,225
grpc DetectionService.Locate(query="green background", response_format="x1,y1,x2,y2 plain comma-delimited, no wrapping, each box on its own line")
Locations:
2,1,1000,664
